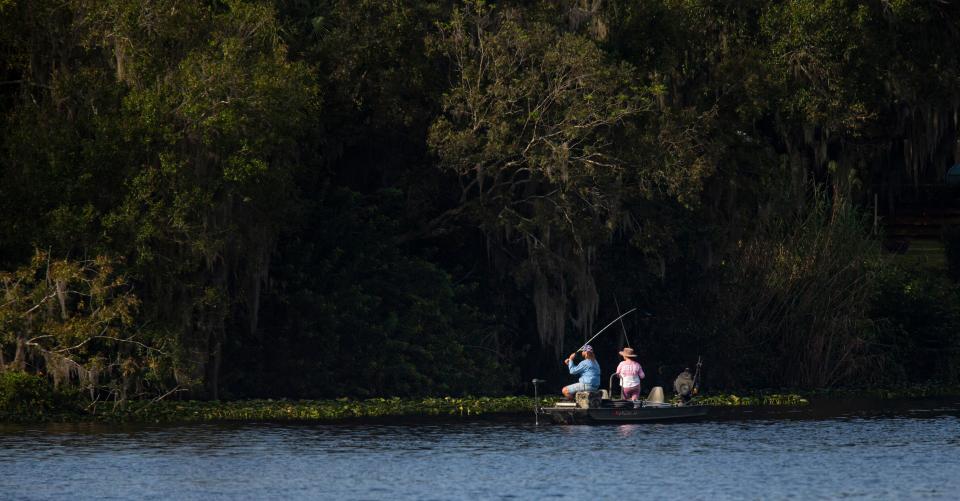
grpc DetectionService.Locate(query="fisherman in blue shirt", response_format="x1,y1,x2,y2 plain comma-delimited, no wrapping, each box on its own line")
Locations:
562,344,601,399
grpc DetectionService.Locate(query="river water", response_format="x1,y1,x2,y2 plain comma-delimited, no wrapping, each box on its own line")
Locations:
1,398,959,500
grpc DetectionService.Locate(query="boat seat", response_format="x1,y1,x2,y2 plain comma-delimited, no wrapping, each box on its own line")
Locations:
646,386,665,404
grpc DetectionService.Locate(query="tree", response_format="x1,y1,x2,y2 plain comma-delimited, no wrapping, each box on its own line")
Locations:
0,250,159,401
0,0,319,398
427,2,650,351
244,188,505,398
97,0,319,398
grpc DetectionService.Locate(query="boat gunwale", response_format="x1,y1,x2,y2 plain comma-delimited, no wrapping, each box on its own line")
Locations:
539,400,709,424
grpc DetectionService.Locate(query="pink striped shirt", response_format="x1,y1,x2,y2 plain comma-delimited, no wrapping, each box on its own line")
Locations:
616,360,645,388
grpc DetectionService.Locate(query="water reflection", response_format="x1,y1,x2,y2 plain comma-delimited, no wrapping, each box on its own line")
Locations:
615,424,642,438
0,398,958,500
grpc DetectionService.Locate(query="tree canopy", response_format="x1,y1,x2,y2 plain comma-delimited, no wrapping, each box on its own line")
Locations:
2,0,959,399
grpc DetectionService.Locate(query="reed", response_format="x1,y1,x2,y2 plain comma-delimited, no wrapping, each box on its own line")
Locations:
709,190,881,389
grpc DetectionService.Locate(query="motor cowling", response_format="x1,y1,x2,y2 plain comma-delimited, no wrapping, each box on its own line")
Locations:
673,369,695,399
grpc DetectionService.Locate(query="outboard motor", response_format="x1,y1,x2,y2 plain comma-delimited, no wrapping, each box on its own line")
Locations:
673,369,695,400
673,357,702,402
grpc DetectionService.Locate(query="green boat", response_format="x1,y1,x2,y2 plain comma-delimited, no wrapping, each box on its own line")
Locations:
540,398,709,424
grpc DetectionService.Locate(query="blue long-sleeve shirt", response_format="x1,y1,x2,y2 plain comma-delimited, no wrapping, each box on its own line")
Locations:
567,359,601,389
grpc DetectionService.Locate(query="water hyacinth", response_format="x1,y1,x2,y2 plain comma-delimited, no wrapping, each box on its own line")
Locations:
96,396,559,424
694,393,809,406
9,393,820,424
808,385,960,400
114,393,811,423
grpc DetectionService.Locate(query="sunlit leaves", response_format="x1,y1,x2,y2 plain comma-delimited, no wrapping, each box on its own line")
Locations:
0,251,151,393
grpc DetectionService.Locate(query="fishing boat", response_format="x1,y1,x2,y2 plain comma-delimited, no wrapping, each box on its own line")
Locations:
532,309,709,424
539,394,709,425
533,361,709,424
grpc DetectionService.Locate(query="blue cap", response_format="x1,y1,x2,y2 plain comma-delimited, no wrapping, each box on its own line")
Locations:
581,344,594,353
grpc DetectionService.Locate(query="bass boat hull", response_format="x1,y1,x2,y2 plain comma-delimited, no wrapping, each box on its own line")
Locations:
541,401,708,424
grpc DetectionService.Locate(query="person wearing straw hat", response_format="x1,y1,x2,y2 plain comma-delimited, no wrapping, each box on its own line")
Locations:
615,347,645,400
561,345,601,399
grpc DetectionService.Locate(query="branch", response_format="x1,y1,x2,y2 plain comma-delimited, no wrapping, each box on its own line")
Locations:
22,292,59,316
133,386,188,414
56,332,164,355
0,80,52,89
396,204,470,243
25,335,55,344
152,385,186,403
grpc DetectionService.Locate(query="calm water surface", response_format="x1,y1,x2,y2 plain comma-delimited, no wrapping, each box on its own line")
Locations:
2,398,959,500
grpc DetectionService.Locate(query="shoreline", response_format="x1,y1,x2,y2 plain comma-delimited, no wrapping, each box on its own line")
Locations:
5,385,960,424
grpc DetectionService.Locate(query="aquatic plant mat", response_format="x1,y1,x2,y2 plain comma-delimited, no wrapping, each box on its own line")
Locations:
693,393,809,406
14,387,960,424
3,392,822,424
693,385,960,408
6,397,549,424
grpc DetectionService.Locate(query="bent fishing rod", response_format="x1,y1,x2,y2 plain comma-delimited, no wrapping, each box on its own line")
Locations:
576,307,637,352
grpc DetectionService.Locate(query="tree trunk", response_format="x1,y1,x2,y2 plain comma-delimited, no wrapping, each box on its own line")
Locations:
12,336,26,371
207,339,221,400
55,279,69,320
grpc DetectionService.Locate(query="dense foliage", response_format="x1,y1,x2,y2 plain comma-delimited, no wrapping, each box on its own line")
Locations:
2,0,960,404
0,371,81,420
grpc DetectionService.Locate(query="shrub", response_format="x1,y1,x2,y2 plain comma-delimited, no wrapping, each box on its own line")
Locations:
871,267,960,384
233,188,508,399
0,371,83,421
707,192,881,388
0,371,56,419
944,226,960,283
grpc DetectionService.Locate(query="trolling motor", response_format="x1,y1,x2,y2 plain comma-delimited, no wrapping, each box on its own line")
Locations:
532,379,547,425
673,356,703,402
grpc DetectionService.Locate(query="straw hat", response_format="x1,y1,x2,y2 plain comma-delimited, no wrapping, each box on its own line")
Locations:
618,347,637,358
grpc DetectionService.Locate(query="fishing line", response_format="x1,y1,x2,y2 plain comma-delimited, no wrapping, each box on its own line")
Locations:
614,296,631,348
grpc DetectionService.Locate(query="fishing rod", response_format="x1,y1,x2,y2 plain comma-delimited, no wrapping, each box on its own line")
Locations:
692,355,703,395
576,307,637,352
